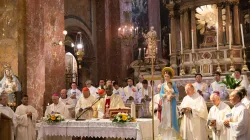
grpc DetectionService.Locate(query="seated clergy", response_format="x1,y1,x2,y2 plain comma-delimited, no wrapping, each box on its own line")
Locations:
75,87,95,120
0,94,16,140
123,78,137,103
192,73,210,101
209,72,228,100
15,95,38,140
208,91,231,140
136,75,144,91
97,85,125,118
67,82,82,104
149,84,162,121
180,84,208,140
224,90,250,139
45,94,71,119
59,89,75,118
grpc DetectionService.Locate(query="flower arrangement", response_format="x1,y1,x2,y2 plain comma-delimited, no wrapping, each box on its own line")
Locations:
112,113,135,123
44,112,64,123
219,75,241,89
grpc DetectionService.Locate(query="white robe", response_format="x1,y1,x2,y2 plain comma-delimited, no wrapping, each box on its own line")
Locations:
45,101,71,119
15,104,38,140
75,95,95,119
180,92,208,140
241,97,250,114
229,102,250,140
193,82,209,101
123,85,137,102
136,82,143,91
88,86,98,97
67,88,82,104
208,101,231,140
0,104,16,140
136,87,152,117
59,97,75,118
209,81,228,100
113,87,125,101
149,93,161,118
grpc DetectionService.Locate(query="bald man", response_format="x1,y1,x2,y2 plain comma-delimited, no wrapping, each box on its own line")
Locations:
45,94,71,119
208,92,231,140
224,90,250,140
59,89,75,118
180,84,208,140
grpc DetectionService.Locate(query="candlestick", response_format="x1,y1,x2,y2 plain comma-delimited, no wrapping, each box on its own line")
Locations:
240,24,245,48
229,25,232,49
180,31,183,54
191,30,194,53
242,48,249,72
191,53,197,75
138,48,141,60
229,49,235,72
180,54,185,76
169,34,171,55
216,24,219,50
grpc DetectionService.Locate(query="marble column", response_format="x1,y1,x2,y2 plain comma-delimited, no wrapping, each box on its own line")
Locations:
225,2,231,44
148,0,161,58
217,3,223,45
233,2,241,45
180,10,185,49
26,0,65,118
170,11,176,54
183,9,190,49
191,8,197,49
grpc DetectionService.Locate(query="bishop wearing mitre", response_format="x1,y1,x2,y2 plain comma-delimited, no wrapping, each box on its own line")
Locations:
45,93,71,119
75,87,96,119
97,85,125,118
180,83,208,140
15,95,38,140
0,94,16,140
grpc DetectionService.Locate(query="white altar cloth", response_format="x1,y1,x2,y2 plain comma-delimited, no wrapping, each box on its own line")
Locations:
37,119,159,140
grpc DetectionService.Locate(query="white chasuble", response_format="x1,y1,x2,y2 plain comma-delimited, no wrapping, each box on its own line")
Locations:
15,104,38,140
75,95,95,119
45,101,71,119
180,92,208,140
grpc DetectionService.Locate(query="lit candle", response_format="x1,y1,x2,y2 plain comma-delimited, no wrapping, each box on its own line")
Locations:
180,31,183,54
138,48,141,59
240,24,245,48
169,34,171,55
229,25,232,49
118,28,121,37
216,24,219,50
156,47,158,54
191,30,194,53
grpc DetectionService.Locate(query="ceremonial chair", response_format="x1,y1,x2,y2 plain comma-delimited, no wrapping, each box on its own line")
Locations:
0,112,12,140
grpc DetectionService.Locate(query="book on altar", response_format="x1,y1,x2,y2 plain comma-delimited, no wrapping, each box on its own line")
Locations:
109,107,130,118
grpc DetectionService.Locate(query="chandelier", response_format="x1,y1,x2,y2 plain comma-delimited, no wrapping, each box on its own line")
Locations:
118,25,138,39
53,30,85,69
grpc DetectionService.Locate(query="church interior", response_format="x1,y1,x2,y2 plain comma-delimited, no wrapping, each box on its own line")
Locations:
1,0,250,140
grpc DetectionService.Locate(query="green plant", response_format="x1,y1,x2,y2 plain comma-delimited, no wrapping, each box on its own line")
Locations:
219,75,242,89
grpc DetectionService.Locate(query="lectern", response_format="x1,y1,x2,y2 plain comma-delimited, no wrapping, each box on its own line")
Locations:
0,112,12,140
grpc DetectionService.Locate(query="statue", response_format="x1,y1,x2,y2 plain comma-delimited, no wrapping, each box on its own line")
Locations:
0,64,21,107
143,26,157,58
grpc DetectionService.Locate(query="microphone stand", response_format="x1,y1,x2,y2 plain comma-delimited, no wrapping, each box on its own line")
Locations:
76,96,104,120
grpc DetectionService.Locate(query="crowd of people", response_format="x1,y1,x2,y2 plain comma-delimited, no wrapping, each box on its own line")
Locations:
1,67,250,140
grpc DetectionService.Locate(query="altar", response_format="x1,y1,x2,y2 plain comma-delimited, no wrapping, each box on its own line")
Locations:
36,119,159,140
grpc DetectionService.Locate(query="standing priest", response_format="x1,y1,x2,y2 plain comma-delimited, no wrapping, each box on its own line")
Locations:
15,95,38,140
180,83,208,140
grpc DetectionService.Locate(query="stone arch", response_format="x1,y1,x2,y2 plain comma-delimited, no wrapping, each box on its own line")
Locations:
64,17,97,87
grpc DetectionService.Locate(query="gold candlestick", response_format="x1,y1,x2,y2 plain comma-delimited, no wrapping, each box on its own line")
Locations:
191,53,197,74
229,49,235,72
180,54,185,76
216,50,222,73
242,48,249,72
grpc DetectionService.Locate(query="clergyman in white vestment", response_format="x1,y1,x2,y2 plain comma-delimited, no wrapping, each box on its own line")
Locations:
67,82,82,104
136,74,144,91
85,80,98,98
208,92,231,140
15,95,38,140
0,94,16,140
75,87,95,119
45,94,71,119
149,84,162,120
224,90,250,140
235,87,250,114
180,84,208,140
192,74,210,101
59,89,75,118
123,78,137,103
112,82,125,101
209,72,228,100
